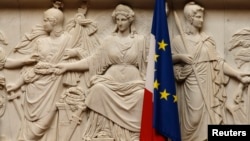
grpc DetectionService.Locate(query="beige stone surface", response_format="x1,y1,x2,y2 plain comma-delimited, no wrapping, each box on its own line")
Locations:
0,1,152,141
1,0,250,141
170,1,250,141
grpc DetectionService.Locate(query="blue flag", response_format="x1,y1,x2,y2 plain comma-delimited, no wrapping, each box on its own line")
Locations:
152,0,181,141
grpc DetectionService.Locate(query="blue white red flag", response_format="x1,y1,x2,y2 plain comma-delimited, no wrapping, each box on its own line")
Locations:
140,0,181,141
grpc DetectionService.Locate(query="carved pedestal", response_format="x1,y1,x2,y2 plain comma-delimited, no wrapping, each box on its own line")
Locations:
56,102,71,141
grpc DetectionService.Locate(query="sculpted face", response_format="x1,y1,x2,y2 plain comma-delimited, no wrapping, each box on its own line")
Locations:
191,11,204,29
115,14,130,33
43,15,55,33
42,8,64,33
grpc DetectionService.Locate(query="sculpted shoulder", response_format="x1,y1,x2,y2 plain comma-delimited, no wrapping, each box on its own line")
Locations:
134,34,146,41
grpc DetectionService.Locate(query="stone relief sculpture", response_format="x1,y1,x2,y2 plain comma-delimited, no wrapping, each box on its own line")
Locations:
55,2,100,141
0,28,40,141
3,0,250,141
55,3,146,141
227,28,250,124
57,86,87,141
0,1,148,140
171,1,250,141
0,30,39,141
6,6,71,141
0,31,7,118
3,1,99,140
62,1,99,88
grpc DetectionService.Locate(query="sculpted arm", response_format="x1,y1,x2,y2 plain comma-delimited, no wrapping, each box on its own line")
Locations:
4,54,39,69
65,59,89,71
171,36,193,65
172,54,193,64
223,62,250,83
55,59,89,74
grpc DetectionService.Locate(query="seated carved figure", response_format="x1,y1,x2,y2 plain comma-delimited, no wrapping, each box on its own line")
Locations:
55,4,147,141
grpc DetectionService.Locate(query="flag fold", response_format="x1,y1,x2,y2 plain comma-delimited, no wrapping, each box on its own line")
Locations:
140,0,181,141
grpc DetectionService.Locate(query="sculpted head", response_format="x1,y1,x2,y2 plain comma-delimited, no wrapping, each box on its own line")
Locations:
112,4,135,23
44,8,64,24
183,1,204,31
184,2,204,23
111,4,137,36
43,8,64,32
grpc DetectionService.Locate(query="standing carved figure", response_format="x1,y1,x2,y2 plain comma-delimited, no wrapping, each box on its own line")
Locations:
55,4,147,141
0,29,39,141
6,7,73,141
172,2,250,141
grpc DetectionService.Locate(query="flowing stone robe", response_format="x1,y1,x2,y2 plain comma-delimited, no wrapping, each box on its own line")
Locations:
82,34,147,141
10,13,100,140
63,12,100,88
171,32,229,141
15,29,72,140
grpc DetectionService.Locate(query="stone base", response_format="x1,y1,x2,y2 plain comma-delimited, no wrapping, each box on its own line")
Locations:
92,138,115,141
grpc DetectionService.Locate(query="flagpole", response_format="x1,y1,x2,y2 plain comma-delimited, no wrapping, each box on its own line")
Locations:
173,11,216,124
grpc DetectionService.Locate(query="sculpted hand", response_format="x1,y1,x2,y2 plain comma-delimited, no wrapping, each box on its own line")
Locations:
63,49,78,60
240,76,250,84
6,83,23,100
6,83,20,93
53,63,68,75
237,72,250,84
173,54,193,64
23,54,40,65
180,54,193,64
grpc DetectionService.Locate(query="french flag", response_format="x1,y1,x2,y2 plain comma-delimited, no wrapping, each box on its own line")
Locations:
140,0,181,141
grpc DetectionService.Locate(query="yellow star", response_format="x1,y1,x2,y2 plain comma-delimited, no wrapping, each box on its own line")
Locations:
154,80,160,90
160,89,170,100
158,40,168,51
173,95,178,103
154,54,159,62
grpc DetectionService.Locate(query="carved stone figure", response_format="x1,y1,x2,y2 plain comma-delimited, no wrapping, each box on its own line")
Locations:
227,28,250,124
6,7,70,141
0,31,7,118
171,2,250,141
55,2,100,141
4,2,100,140
0,29,39,141
55,4,147,141
63,2,100,89
4,2,98,139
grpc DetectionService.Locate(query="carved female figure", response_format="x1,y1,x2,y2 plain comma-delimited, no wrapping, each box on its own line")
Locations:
7,7,72,141
55,4,147,141
172,2,250,141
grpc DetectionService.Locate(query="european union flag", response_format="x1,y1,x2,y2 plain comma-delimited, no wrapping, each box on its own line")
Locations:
152,0,181,141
